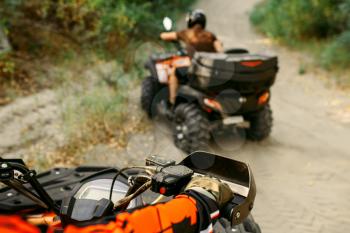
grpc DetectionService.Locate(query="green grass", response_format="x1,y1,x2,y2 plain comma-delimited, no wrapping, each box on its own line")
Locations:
52,52,154,164
250,0,350,77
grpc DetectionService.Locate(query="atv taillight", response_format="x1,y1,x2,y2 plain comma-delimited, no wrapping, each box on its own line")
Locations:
258,91,270,105
240,60,262,67
204,98,223,112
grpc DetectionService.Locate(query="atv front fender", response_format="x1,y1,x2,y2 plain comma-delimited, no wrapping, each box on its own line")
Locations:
144,59,158,82
175,85,206,107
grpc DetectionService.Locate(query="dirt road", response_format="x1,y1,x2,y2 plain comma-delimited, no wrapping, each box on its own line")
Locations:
0,0,349,232
0,90,63,160
123,0,350,232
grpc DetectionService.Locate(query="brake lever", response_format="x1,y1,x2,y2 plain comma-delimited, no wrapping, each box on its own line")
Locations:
126,175,151,196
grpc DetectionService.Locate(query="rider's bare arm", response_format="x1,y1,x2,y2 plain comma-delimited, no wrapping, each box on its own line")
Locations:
160,32,178,41
214,39,224,53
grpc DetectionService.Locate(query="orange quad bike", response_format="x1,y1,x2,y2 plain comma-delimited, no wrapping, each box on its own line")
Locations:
141,17,278,153
0,152,261,233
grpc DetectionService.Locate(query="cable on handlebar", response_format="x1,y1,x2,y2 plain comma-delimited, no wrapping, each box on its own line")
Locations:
114,180,152,210
151,194,166,205
109,166,156,202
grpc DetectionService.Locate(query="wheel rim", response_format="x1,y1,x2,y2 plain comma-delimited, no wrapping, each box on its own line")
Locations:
173,104,210,153
175,123,188,140
174,117,190,149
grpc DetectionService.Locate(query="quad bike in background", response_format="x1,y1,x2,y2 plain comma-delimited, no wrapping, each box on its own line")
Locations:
141,17,278,153
0,152,261,233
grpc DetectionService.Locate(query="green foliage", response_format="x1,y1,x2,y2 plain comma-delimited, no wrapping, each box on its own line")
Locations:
251,0,350,69
321,31,350,69
0,59,15,75
0,0,193,99
59,64,133,159
1,0,192,53
251,0,349,40
63,81,126,133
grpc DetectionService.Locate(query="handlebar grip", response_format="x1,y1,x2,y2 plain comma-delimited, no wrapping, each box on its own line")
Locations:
221,199,237,220
151,165,193,196
221,194,247,226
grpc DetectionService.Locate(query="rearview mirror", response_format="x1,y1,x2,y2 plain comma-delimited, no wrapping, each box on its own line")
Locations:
163,17,173,31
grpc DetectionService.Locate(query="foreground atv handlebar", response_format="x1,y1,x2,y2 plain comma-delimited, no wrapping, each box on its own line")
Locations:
145,151,256,226
0,152,256,227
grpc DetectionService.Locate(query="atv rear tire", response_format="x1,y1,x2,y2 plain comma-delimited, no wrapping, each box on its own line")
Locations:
245,104,273,141
141,76,159,118
173,103,210,153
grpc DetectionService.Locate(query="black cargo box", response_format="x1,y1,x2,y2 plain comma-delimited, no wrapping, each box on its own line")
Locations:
188,52,278,94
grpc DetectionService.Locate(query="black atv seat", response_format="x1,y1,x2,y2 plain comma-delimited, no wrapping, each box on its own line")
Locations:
188,52,278,94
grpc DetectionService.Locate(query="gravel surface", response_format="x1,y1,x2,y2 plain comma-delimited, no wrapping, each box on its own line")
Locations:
121,1,350,232
0,1,349,232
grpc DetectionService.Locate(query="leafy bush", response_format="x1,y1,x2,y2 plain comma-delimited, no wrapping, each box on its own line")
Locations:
251,0,349,40
1,0,192,55
321,31,350,69
0,0,192,100
251,0,350,69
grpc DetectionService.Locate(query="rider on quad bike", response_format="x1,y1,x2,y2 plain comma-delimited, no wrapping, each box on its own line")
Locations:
160,9,223,108
0,177,231,233
142,11,278,153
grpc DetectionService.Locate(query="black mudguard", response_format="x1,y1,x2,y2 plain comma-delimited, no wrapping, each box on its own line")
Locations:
175,85,206,107
144,59,158,82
